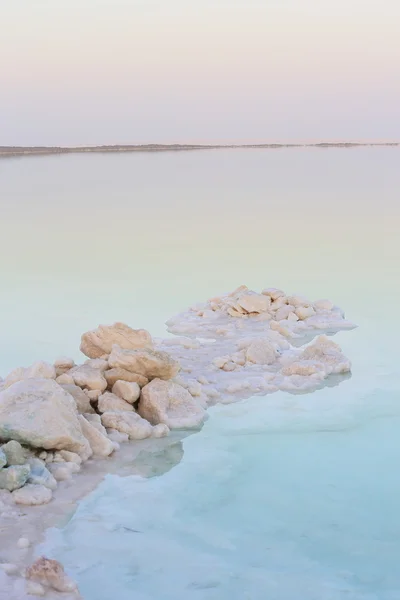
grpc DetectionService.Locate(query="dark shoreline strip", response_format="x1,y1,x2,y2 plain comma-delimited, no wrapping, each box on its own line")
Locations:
0,142,399,158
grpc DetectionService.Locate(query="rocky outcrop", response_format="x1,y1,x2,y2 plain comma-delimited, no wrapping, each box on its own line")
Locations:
80,322,153,358
139,379,207,429
108,345,180,380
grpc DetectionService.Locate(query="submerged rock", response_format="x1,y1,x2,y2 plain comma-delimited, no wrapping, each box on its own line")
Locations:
0,378,91,455
108,345,180,380
0,465,30,491
139,379,207,429
80,322,153,359
26,556,79,594
13,483,52,505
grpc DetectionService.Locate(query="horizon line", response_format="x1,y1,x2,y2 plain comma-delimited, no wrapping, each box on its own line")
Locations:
1,141,399,158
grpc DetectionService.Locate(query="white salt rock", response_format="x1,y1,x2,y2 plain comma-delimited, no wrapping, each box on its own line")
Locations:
13,484,52,506
261,288,285,300
245,340,276,365
313,298,334,311
187,380,202,396
286,295,311,307
152,424,170,438
213,356,229,369
295,305,316,320
197,375,209,385
106,429,129,444
222,361,236,372
274,305,295,321
17,537,30,549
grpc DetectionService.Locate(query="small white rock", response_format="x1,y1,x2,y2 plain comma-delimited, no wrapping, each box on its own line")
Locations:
152,424,170,438
17,537,30,549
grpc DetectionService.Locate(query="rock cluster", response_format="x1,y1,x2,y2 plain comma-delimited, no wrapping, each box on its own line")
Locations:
0,322,206,506
0,287,355,510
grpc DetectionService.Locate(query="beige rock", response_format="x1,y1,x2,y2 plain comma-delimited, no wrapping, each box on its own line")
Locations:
86,389,101,401
139,379,206,430
261,287,285,300
54,357,75,377
237,293,270,314
56,373,75,385
4,361,56,389
84,358,109,372
112,380,141,403
101,411,153,440
274,305,295,321
108,345,180,380
26,556,79,594
281,361,322,376
245,339,277,365
69,364,107,391
60,384,94,414
80,322,153,359
295,305,316,320
12,484,52,505
0,379,90,455
98,392,134,413
104,368,149,388
313,298,334,311
78,415,114,457
59,450,82,464
286,295,311,308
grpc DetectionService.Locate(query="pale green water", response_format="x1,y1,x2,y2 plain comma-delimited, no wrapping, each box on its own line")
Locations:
1,148,400,599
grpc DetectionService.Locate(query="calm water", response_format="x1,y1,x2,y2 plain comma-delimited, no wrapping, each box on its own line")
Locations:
1,148,400,599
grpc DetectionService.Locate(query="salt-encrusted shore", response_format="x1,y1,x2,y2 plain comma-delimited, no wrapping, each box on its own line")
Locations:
0,285,356,598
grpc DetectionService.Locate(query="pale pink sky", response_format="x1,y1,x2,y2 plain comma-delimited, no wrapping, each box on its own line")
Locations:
1,0,399,145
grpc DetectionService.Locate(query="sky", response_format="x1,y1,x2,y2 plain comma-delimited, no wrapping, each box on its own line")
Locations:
1,0,400,145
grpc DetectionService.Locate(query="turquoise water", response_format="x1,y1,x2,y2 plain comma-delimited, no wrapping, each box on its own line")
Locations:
1,148,400,598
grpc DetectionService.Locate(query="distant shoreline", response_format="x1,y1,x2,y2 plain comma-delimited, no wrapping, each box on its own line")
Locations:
0,142,399,158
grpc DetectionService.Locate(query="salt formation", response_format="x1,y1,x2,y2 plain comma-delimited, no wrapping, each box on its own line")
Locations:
0,286,355,512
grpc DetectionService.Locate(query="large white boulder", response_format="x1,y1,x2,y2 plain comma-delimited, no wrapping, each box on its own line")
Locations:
108,345,180,380
80,322,153,359
0,379,90,455
139,379,207,429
